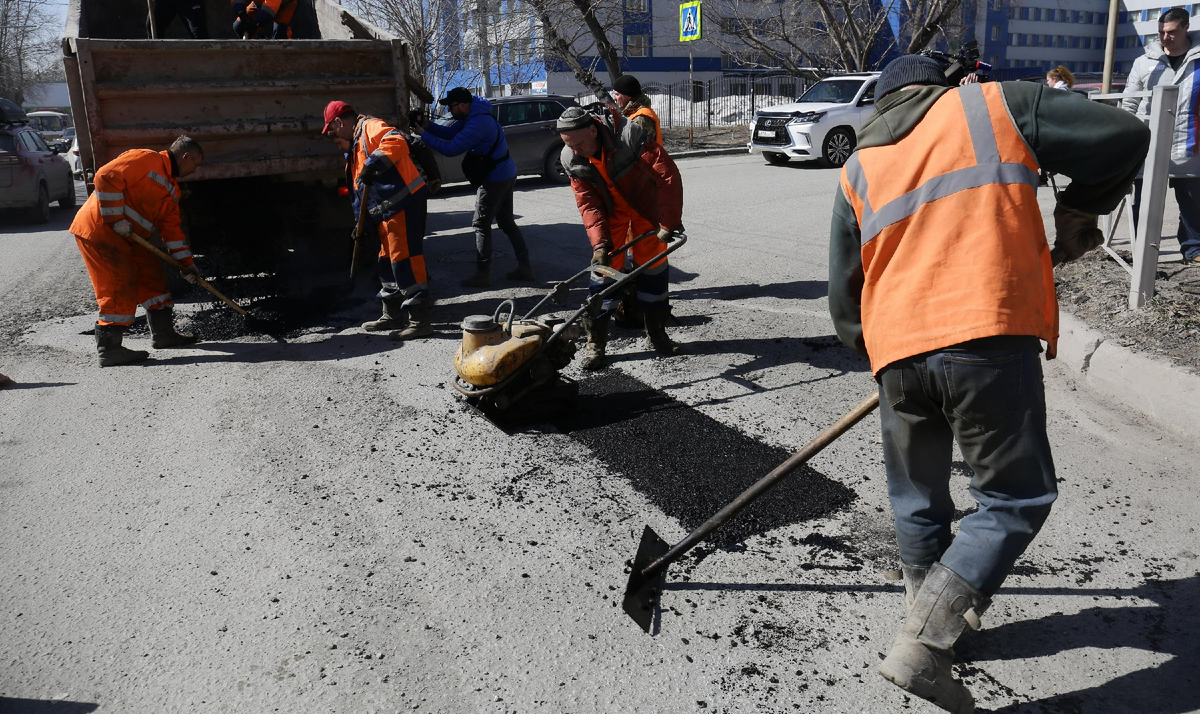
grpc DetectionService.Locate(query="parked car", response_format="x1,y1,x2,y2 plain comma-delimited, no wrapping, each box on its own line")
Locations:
747,73,881,168
60,126,77,153
1,99,77,223
425,94,578,186
69,135,83,178
27,110,73,151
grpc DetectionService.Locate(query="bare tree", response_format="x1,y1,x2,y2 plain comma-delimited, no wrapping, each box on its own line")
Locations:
0,0,63,104
527,0,626,104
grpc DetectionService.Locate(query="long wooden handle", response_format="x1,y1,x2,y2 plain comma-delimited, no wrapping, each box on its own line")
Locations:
349,189,371,282
127,233,249,317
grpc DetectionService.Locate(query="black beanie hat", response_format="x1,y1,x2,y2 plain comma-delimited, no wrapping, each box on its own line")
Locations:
438,87,473,106
875,55,949,99
613,74,642,97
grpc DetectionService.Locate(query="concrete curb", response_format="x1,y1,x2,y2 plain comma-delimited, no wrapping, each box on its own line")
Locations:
670,146,748,160
1058,311,1199,442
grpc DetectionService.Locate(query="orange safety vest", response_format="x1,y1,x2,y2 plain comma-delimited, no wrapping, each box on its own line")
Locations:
628,105,663,145
70,149,193,267
839,83,1057,374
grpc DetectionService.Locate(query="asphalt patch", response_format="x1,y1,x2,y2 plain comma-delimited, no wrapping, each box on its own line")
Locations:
179,284,368,341
552,371,856,546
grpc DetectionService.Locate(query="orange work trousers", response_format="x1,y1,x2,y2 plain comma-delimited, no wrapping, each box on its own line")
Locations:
75,234,174,326
376,200,429,304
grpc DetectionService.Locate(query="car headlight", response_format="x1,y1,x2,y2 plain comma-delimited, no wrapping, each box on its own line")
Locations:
788,112,826,125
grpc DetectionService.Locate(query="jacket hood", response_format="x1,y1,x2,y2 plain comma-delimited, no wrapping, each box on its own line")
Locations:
858,85,953,150
1144,30,1200,61
468,96,494,116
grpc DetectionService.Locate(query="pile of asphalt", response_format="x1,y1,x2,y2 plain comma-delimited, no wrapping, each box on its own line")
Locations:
553,371,857,546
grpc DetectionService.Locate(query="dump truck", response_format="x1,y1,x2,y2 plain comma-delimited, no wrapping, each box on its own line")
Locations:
61,0,418,283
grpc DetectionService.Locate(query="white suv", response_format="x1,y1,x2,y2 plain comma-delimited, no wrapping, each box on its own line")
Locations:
747,73,881,168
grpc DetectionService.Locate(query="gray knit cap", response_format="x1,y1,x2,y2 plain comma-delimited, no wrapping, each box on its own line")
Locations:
875,55,949,99
556,106,595,131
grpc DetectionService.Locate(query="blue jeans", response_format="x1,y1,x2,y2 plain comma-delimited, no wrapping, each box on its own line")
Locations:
1133,176,1200,261
878,337,1058,596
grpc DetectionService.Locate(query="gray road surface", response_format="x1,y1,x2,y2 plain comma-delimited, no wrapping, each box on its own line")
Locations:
1,157,1197,714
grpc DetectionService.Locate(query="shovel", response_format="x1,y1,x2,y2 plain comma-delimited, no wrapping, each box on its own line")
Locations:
621,391,881,633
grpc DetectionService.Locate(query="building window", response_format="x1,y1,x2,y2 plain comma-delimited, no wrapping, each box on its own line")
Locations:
626,0,646,11
989,55,999,67
1021,7,1030,20
1019,33,1027,46
626,34,649,57
991,25,1000,41
1057,9,1066,21
1008,33,1015,44
1042,34,1051,46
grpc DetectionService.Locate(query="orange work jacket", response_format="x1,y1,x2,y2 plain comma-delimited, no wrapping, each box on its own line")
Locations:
839,82,1057,374
70,149,193,267
627,105,663,145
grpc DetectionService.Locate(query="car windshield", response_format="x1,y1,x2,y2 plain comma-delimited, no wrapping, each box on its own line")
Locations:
29,115,64,132
798,79,865,104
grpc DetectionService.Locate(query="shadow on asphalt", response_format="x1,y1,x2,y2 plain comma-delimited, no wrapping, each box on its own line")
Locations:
1,381,77,390
674,279,828,302
964,575,1200,714
0,698,99,713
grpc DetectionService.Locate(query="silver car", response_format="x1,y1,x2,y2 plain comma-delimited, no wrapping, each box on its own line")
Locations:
426,95,578,186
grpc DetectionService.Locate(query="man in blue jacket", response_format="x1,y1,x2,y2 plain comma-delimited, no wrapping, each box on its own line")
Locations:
414,87,534,287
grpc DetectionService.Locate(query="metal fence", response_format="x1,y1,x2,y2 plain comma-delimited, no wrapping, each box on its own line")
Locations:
574,74,817,129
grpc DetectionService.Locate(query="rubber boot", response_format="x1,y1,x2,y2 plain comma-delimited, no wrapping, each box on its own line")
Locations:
147,307,198,349
389,301,433,341
505,263,536,281
902,563,930,613
644,308,682,356
879,563,989,714
460,268,492,288
363,299,406,332
95,324,150,367
579,315,610,371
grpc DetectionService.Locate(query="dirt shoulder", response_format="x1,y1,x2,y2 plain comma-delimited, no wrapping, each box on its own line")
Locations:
662,126,749,153
1055,248,1200,375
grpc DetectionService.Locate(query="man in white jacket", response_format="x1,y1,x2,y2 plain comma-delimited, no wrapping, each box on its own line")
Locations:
1123,7,1200,265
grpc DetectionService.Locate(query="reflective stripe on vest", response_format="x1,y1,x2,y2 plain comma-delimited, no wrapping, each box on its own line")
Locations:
147,170,179,203
629,106,663,145
369,175,426,219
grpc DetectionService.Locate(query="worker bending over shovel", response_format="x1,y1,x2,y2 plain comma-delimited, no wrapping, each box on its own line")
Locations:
71,135,205,367
827,56,1149,713
323,100,432,341
556,104,684,370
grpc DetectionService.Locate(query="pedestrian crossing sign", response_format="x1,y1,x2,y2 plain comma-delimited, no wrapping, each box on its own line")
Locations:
680,1,701,41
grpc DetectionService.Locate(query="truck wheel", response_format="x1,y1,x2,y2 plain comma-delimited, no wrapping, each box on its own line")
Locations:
28,184,50,224
59,180,77,209
821,128,856,168
543,145,569,185
764,152,790,165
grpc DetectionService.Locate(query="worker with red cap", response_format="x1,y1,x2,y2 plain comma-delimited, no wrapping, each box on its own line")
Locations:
323,100,433,340
70,135,205,367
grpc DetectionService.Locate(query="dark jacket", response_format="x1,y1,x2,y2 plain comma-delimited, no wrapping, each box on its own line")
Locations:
420,96,517,183
828,81,1150,358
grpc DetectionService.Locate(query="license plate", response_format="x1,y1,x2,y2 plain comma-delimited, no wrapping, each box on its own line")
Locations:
756,129,776,138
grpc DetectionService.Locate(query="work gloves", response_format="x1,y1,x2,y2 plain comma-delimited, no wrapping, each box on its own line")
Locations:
1051,204,1104,267
111,219,133,238
181,265,201,285
357,163,381,186
656,225,684,243
591,245,611,267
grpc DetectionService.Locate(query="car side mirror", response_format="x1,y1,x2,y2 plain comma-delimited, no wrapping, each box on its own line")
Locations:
50,145,61,154
859,97,875,106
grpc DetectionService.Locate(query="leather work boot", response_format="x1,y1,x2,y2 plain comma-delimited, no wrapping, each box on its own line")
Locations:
95,324,150,367
902,562,930,613
879,562,990,714
579,315,610,371
363,300,406,332
505,263,536,282
460,269,492,288
389,301,433,341
644,309,682,356
147,308,198,349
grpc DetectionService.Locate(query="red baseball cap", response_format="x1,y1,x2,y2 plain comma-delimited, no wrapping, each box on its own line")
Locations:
322,100,355,134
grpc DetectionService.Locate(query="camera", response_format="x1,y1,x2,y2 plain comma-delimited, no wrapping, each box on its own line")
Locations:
919,40,993,84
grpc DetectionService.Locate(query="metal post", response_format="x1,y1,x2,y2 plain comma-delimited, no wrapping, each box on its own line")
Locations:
706,79,712,130
1129,84,1178,308
688,47,694,148
1101,0,1119,93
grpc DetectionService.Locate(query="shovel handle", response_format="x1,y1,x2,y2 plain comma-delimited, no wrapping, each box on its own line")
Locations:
640,391,881,582
127,233,249,317
349,186,371,283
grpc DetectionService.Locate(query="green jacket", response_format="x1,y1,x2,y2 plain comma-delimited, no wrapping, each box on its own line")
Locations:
828,81,1151,359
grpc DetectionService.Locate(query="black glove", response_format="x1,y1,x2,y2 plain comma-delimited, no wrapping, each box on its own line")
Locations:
358,163,381,186
350,226,364,241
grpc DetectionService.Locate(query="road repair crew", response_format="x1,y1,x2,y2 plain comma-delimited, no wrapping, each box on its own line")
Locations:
71,136,206,367
612,74,663,146
412,87,534,287
231,0,296,39
827,56,1150,713
556,104,684,370
323,100,432,341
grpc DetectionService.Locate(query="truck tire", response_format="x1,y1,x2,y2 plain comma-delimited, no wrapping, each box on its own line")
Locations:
821,128,856,168
543,145,569,185
28,184,50,224
764,152,790,165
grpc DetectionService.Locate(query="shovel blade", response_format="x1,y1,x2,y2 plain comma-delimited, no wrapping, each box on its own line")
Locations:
622,525,670,633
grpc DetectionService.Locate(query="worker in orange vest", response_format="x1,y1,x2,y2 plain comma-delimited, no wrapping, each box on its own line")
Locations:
231,0,296,38
71,136,205,367
323,100,432,340
612,74,663,146
828,55,1150,713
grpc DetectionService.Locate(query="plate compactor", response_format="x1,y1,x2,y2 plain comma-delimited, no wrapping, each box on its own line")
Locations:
453,229,687,424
